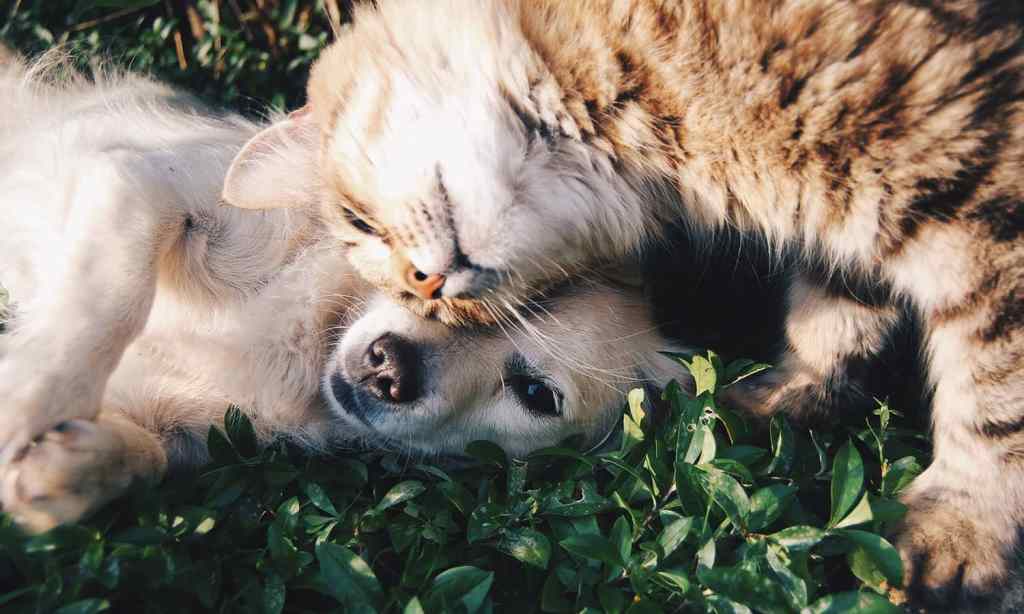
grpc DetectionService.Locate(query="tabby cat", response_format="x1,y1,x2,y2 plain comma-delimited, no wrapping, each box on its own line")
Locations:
223,0,1024,605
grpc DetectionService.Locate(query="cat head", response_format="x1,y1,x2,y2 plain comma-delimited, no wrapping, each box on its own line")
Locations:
326,278,688,458
222,0,647,325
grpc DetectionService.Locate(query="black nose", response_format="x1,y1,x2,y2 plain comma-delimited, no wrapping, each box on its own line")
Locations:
359,333,422,404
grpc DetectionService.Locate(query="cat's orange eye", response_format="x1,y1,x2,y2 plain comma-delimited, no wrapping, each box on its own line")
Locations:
342,207,377,236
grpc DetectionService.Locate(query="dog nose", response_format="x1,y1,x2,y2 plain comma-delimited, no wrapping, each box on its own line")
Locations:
359,333,421,403
404,264,446,300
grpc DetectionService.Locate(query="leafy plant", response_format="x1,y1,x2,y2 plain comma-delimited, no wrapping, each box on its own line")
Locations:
0,355,929,612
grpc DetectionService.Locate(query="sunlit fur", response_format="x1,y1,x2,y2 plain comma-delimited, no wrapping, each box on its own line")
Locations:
0,52,685,532
222,1,1024,604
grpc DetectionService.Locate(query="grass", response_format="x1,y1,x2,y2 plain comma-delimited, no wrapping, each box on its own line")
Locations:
0,2,932,612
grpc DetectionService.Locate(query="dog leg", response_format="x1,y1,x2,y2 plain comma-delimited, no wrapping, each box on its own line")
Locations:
0,412,167,532
0,152,174,463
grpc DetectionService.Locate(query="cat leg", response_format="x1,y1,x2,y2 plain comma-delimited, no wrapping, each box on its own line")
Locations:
721,271,899,420
0,152,174,463
0,411,167,532
894,278,1024,605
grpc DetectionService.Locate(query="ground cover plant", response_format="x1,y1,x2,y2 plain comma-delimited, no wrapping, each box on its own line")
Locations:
0,2,932,612
0,350,929,613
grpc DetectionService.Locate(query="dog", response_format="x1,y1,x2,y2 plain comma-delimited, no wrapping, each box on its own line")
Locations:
0,52,685,532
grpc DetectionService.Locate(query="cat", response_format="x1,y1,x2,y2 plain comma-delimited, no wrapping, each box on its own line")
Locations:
222,0,1024,606
0,50,684,531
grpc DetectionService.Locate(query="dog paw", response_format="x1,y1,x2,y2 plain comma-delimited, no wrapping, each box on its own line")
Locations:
0,420,132,533
0,366,103,465
894,494,1013,608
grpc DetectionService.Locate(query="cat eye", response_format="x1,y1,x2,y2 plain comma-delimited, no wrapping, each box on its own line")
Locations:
342,207,377,236
509,374,561,417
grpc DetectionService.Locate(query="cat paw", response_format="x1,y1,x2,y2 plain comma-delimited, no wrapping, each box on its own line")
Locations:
720,367,828,419
893,494,1014,608
0,420,132,533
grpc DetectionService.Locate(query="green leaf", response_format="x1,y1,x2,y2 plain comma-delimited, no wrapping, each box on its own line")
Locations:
303,482,339,517
833,493,873,529
656,511,693,560
718,445,767,466
464,440,508,467
705,595,754,614
560,534,625,568
598,584,629,612
704,468,750,531
376,481,426,511
697,565,790,614
767,543,808,610
314,543,382,608
881,456,923,497
206,425,238,464
55,599,111,614
801,591,903,613
848,545,887,591
507,459,528,496
422,566,494,614
761,415,795,476
467,503,504,543
263,572,286,614
610,516,633,566
404,597,426,614
697,537,716,571
628,387,646,426
769,526,827,551
499,528,551,569
541,480,612,516
748,485,797,531
714,404,752,444
541,570,571,612
689,354,718,396
656,567,691,595
832,530,903,587
723,359,772,386
626,597,665,614
829,441,865,527
224,406,260,457
682,424,715,465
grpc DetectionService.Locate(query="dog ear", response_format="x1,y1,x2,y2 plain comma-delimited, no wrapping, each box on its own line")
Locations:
222,106,319,210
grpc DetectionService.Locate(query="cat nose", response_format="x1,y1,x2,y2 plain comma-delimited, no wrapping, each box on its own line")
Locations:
404,264,446,300
358,333,421,404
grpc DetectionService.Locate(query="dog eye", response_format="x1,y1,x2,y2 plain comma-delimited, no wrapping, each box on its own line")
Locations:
509,374,560,417
342,207,377,235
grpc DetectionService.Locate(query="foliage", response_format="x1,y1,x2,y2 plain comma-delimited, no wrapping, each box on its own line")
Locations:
1,0,347,113
0,354,930,613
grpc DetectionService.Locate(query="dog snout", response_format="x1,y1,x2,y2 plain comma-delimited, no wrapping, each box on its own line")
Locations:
357,333,421,404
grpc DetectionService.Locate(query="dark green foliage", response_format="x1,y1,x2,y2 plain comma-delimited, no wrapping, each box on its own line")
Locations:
0,354,929,612
1,1,345,113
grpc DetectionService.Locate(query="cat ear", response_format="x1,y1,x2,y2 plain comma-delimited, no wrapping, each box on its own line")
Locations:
222,106,319,210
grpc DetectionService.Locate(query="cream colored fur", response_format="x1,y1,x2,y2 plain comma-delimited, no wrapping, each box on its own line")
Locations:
0,53,685,531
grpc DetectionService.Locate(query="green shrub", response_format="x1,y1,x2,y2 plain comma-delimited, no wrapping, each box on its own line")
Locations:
0,353,928,612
